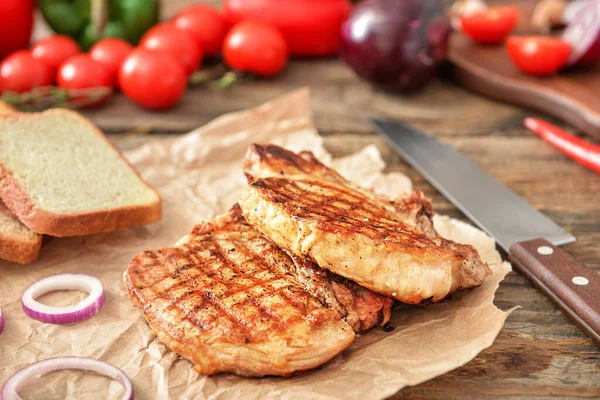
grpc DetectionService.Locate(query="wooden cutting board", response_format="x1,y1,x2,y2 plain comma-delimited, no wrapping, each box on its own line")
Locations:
449,0,600,140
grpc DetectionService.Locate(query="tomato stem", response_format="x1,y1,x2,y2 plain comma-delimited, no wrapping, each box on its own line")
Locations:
91,0,108,37
215,71,238,89
0,86,112,111
188,63,228,86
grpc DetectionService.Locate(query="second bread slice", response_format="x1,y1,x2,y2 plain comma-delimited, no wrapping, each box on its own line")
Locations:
0,109,162,237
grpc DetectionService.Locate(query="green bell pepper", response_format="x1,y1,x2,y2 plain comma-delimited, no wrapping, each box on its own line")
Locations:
38,0,160,50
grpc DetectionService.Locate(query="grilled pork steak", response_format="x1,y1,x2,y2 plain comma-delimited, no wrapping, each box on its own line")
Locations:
125,206,391,377
239,144,492,305
289,253,392,332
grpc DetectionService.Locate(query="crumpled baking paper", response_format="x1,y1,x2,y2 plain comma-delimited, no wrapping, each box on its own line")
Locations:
0,89,512,399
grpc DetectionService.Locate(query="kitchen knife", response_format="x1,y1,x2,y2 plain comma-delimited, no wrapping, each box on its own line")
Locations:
371,119,600,346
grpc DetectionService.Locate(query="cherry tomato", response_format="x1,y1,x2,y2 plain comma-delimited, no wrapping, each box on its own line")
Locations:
140,23,202,75
0,0,34,59
506,36,571,76
0,50,53,93
172,5,229,56
119,48,187,110
90,38,133,88
57,54,112,107
31,35,81,78
223,21,288,77
461,7,519,44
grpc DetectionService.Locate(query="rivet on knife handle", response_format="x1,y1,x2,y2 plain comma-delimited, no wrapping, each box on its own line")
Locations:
509,238,600,346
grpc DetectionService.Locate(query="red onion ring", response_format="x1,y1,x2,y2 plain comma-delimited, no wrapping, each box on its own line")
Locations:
0,307,4,335
563,0,600,65
21,274,105,324
1,357,134,400
563,0,597,24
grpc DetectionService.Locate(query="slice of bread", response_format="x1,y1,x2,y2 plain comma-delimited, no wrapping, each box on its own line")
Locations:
0,101,43,263
0,109,162,237
0,198,42,263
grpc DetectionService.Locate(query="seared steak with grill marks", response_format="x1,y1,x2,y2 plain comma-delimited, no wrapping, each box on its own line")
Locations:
125,205,392,377
239,144,491,305
289,253,392,332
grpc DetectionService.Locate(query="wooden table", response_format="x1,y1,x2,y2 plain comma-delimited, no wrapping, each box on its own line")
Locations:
91,57,600,398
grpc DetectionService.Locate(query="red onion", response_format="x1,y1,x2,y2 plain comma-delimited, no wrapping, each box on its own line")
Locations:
562,0,600,66
21,274,104,324
340,0,451,92
563,0,597,24
0,307,4,335
1,357,134,400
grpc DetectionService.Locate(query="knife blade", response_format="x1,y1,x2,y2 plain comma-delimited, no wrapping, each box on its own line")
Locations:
371,118,600,346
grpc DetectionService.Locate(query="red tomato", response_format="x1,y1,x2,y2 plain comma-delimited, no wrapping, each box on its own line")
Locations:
140,23,202,75
119,48,187,110
461,7,519,44
0,0,34,59
223,21,288,77
0,51,53,93
31,35,81,78
57,54,112,107
224,0,351,57
90,38,134,88
506,36,571,76
172,5,229,56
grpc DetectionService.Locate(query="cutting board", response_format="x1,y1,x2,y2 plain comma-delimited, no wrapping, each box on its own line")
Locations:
449,0,600,140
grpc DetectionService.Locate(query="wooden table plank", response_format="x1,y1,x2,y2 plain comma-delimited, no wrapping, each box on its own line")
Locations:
82,59,524,135
102,46,600,400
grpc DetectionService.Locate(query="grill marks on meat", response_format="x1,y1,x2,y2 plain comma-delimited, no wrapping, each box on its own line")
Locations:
289,254,392,332
125,205,393,377
239,144,492,305
125,143,491,377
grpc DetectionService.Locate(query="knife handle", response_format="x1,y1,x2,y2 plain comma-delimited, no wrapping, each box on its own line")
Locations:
509,238,600,346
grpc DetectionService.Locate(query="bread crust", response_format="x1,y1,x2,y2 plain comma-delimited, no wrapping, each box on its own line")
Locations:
0,109,162,237
0,229,42,264
0,101,42,263
0,170,161,237
0,198,17,219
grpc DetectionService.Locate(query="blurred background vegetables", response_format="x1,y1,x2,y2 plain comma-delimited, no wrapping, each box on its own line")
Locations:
31,35,81,77
224,0,351,57
460,6,519,44
119,47,187,110
89,38,133,87
2,0,600,112
456,0,600,76
340,0,451,92
38,0,160,50
562,0,600,66
139,23,203,75
0,51,52,93
223,21,288,77
56,53,113,106
449,0,486,30
171,5,229,56
0,0,34,59
506,36,571,76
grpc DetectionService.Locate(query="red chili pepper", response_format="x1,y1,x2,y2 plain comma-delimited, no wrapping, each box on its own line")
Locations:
223,0,351,57
0,0,34,59
524,117,600,174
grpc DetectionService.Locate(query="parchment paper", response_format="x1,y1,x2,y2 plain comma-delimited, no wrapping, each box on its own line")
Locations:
0,89,513,400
